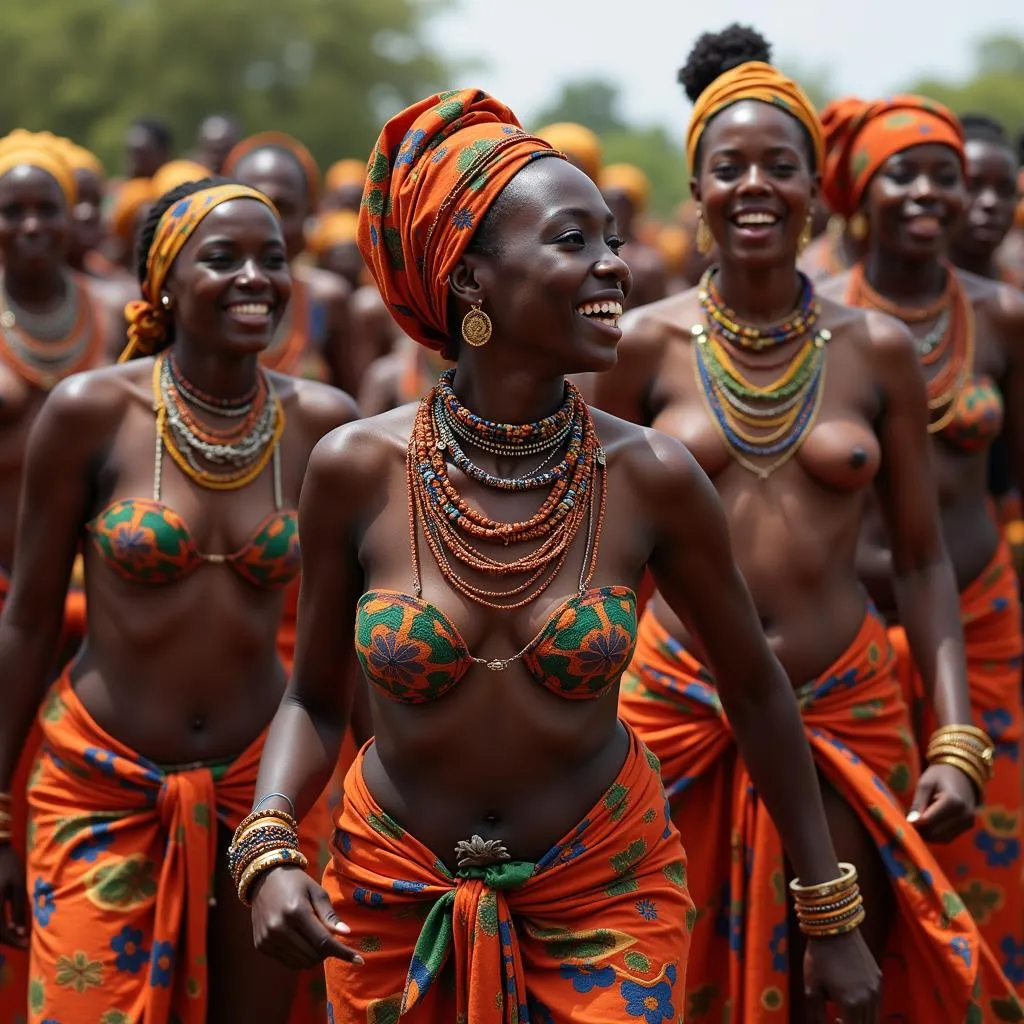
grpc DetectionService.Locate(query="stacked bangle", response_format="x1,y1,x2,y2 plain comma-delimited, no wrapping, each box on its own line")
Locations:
0,792,11,844
926,724,994,799
229,807,307,906
790,862,866,938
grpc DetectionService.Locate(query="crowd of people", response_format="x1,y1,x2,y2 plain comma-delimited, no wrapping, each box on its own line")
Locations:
0,20,1023,1024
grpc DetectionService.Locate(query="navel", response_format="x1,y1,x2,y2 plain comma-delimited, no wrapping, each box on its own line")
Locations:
850,447,867,470
190,714,205,732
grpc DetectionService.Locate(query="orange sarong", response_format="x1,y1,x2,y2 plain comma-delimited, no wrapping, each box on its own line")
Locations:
889,539,1024,992
23,670,333,1024
323,726,694,1023
619,603,1024,1022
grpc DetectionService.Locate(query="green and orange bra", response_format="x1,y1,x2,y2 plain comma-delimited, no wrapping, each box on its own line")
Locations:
355,586,638,703
937,374,1004,453
86,451,299,591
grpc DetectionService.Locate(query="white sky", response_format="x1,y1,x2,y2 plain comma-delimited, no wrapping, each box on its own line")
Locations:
426,0,1023,136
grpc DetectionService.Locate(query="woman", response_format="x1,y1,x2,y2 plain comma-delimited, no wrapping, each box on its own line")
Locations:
307,209,365,293
323,158,365,213
599,162,668,309
0,177,357,1023
536,121,602,181
595,33,1020,1021
818,95,1024,991
223,133,357,391
243,87,881,1024
357,334,453,416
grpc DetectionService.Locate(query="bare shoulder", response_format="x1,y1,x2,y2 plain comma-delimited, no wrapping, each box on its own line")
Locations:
620,286,699,346
310,402,413,494
817,292,916,375
299,264,352,305
816,269,852,302
269,373,360,440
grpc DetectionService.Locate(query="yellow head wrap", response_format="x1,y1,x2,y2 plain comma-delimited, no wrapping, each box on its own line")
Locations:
536,122,602,181
0,129,77,206
56,139,105,179
151,159,211,200
685,61,824,175
307,210,359,257
599,162,651,213
325,158,366,194
121,184,278,362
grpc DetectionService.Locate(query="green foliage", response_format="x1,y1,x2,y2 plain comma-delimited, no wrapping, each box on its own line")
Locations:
0,0,452,174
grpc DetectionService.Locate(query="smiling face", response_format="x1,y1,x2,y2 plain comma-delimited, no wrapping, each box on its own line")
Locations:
864,142,966,261
163,199,291,356
230,148,308,261
452,157,631,375
692,100,817,270
952,138,1019,259
0,165,71,273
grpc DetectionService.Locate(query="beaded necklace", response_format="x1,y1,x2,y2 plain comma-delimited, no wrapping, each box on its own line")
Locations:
152,352,285,491
407,372,606,610
0,272,103,390
692,269,830,480
845,262,973,434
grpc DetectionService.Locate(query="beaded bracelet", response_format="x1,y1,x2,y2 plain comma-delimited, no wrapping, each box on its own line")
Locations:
238,847,309,906
228,823,300,877
789,863,864,938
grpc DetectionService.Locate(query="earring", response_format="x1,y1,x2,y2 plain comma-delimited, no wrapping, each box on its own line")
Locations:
695,210,713,257
797,213,813,255
461,303,492,348
847,211,868,241
160,294,172,310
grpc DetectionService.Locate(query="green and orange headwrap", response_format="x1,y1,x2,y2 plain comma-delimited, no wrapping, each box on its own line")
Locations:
820,95,965,219
357,88,562,352
223,131,321,208
121,183,278,362
0,129,77,206
686,61,824,175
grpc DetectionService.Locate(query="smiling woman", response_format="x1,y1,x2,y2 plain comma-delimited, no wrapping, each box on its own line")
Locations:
0,176,358,1023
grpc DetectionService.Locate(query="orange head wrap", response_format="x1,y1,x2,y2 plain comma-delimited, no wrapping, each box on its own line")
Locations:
108,177,154,244
56,139,105,180
325,158,366,194
0,129,77,206
357,88,562,352
536,122,602,181
307,210,359,257
121,184,278,362
599,162,651,213
150,159,211,200
223,131,321,208
686,61,824,176
820,95,965,219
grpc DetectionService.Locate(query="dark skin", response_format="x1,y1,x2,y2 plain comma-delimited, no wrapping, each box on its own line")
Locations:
950,138,1021,279
0,199,358,1020
602,187,668,309
245,155,879,1017
357,339,453,417
596,102,976,1020
197,115,242,175
349,284,405,383
124,124,168,179
0,166,127,573
231,149,357,392
822,144,1024,608
317,240,364,294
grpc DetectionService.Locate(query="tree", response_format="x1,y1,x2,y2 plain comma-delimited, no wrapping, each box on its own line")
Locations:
0,0,452,174
532,79,627,136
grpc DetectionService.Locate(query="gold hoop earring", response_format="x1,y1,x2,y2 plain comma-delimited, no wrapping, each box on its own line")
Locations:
461,303,492,348
696,210,713,257
847,211,868,241
797,213,813,255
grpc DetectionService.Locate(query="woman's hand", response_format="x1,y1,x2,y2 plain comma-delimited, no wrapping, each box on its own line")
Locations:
907,763,976,844
0,844,28,949
251,865,362,970
804,931,882,1023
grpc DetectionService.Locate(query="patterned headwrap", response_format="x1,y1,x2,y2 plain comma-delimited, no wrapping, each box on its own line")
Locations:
536,122,602,181
599,162,651,213
357,88,562,352
307,210,359,257
121,184,278,362
0,129,77,206
223,131,321,208
151,160,210,200
821,95,965,219
686,61,824,175
325,158,366,194
56,139,105,179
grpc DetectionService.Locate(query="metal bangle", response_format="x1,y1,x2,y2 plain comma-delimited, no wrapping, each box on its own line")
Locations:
254,792,297,817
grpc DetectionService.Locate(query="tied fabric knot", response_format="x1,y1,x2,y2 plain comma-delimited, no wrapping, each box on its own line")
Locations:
122,294,168,363
402,859,534,1014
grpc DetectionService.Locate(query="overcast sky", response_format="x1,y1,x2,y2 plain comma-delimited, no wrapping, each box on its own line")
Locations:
426,0,1022,135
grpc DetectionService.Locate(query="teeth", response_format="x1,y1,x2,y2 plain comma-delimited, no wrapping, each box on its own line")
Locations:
576,301,623,318
229,302,270,315
734,212,778,225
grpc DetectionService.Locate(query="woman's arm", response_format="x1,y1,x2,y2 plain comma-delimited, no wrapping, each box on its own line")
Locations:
993,287,1024,541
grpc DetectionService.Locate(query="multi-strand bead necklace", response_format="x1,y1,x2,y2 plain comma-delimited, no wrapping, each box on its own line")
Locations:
152,351,285,494
846,261,973,434
0,271,103,390
692,267,830,480
408,368,606,609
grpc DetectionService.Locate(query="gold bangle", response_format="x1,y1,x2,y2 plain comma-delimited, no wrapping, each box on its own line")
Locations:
229,837,300,889
238,847,308,907
927,744,992,780
800,905,867,938
789,862,858,900
929,724,991,745
930,754,987,796
797,895,864,922
927,727,994,775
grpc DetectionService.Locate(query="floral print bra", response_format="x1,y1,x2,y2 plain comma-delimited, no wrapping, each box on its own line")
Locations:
354,586,638,703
